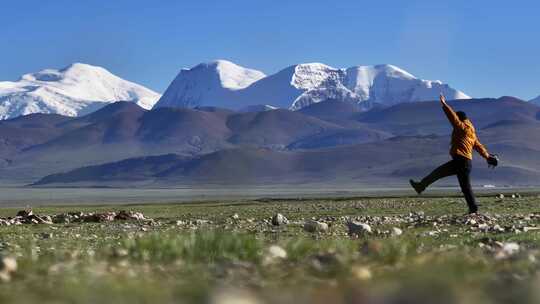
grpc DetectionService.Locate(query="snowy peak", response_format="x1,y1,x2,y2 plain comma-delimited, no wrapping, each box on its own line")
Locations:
338,64,470,109
22,63,103,82
374,64,416,79
286,63,470,110
196,60,266,90
0,63,161,119
19,63,159,106
155,60,470,111
289,63,340,89
154,60,265,109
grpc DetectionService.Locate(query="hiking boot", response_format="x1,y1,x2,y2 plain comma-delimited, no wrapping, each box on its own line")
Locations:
409,179,424,195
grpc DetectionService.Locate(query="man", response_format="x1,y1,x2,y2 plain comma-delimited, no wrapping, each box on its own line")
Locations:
409,94,498,214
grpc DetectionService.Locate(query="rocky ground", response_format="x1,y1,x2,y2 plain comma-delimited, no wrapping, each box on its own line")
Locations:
0,193,539,303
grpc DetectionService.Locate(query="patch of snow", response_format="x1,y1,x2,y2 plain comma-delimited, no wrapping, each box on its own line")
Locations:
239,104,278,112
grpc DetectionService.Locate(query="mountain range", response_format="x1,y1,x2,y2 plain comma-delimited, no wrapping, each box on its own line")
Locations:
0,63,161,120
154,60,470,111
3,60,540,121
1,61,540,187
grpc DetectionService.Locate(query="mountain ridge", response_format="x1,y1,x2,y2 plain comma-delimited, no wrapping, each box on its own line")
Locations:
154,60,470,111
1,96,538,186
0,63,161,120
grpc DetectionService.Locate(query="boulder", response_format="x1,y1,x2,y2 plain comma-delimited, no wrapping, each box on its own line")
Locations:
271,213,289,226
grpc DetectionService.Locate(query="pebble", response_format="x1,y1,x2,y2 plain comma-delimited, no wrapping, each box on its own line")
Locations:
493,224,504,233
351,266,372,281
0,256,17,282
478,223,489,232
210,288,262,304
391,227,403,236
0,257,17,273
495,242,520,260
347,221,372,237
304,220,328,233
195,219,210,225
263,245,287,265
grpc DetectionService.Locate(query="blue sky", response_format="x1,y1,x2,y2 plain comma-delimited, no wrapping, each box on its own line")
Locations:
1,0,539,99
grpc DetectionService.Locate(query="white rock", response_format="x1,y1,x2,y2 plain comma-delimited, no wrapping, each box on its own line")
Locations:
391,227,403,236
210,288,262,304
0,257,17,273
351,266,372,281
0,256,17,282
113,248,129,257
271,213,289,226
493,224,505,232
0,272,10,282
304,220,328,233
263,245,287,265
478,223,489,232
503,242,520,253
347,221,372,236
466,219,477,225
495,242,520,259
195,219,210,225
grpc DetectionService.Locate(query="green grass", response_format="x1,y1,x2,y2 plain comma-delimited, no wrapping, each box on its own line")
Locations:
0,195,538,303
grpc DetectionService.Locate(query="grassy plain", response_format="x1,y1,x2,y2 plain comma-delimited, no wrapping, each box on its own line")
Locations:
0,193,539,303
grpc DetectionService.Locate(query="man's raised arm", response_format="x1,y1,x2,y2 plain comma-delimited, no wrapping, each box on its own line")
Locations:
440,94,465,129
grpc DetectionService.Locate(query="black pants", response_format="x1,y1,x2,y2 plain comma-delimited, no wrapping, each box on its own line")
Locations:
420,155,477,213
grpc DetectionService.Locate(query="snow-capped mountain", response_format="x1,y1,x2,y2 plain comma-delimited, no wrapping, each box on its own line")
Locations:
0,63,161,119
154,60,470,111
155,60,266,109
529,95,540,105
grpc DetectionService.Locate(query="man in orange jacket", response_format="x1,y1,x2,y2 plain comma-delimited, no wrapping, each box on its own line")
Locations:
409,94,498,214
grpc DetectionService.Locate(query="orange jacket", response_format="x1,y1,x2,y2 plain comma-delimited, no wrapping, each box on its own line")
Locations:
442,103,489,160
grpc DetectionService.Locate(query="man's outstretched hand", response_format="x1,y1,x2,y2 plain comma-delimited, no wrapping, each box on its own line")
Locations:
440,93,447,106
487,154,499,168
